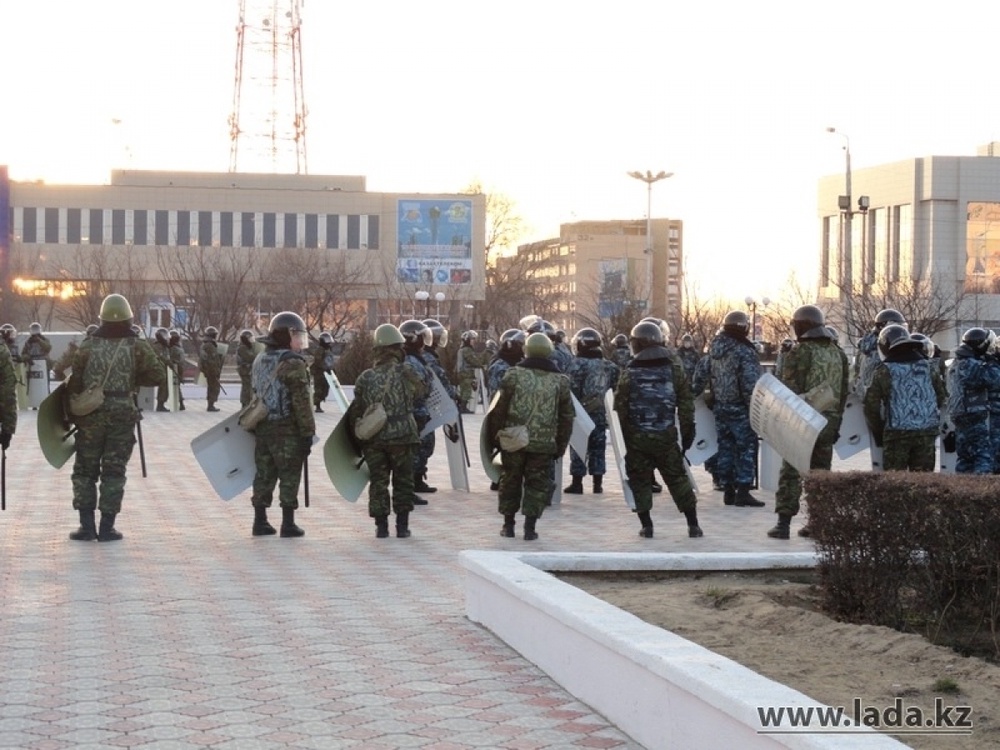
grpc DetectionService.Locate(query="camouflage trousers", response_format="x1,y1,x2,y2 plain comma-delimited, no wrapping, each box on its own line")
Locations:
712,403,757,487
205,374,221,405
251,419,308,509
363,443,416,517
173,366,185,408
498,450,555,519
415,414,434,477
458,371,476,405
239,374,252,408
156,381,170,409
71,409,138,515
570,409,608,478
312,371,330,408
882,431,936,472
954,414,992,474
774,415,841,517
624,430,696,515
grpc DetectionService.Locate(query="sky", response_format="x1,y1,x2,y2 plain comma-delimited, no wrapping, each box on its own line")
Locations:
4,0,1000,306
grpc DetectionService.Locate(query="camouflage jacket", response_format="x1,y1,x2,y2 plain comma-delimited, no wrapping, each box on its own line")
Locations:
404,350,434,419
864,350,945,436
0,345,17,435
151,340,171,365
614,345,694,439
486,356,515,397
946,345,1000,419
199,341,223,378
611,346,631,370
422,349,457,400
68,332,166,415
308,344,336,376
676,346,701,384
566,351,617,413
488,357,574,455
456,345,485,373
52,341,80,380
236,342,257,378
550,343,573,373
853,330,880,396
690,332,761,408
169,344,186,377
251,348,315,438
351,347,426,445
22,334,52,361
779,338,849,418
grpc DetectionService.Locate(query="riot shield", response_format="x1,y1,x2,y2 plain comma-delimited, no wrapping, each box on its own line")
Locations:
323,370,352,413
418,372,460,438
37,382,76,469
834,393,870,459
749,373,827,475
686,395,717,466
480,391,502,483
26,359,49,408
323,411,369,503
605,389,635,510
189,412,257,501
938,409,956,474
136,386,157,412
569,394,597,459
15,361,28,411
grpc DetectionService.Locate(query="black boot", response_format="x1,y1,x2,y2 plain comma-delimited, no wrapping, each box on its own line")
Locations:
684,509,704,538
97,512,123,542
314,405,324,413
651,481,662,494
207,402,220,412
156,404,169,412
523,516,538,541
592,475,603,494
280,507,305,537
563,476,584,494
252,506,276,536
735,485,765,507
375,515,389,539
637,511,654,538
500,514,515,538
767,514,792,540
69,509,98,541
396,512,411,539
414,473,436,495
723,484,736,505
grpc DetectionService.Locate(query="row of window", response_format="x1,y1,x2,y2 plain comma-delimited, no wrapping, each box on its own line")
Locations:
8,207,380,250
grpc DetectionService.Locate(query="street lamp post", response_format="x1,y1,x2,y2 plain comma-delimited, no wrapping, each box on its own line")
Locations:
434,292,445,319
627,170,674,315
415,290,429,318
744,295,771,344
826,128,868,338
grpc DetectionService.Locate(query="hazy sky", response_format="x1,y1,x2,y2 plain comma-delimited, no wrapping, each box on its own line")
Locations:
4,0,1000,305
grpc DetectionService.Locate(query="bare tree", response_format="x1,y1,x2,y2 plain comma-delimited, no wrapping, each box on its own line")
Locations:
56,245,153,331
481,249,569,334
461,181,526,261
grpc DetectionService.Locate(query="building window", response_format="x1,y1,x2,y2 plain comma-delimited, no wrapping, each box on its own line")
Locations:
241,212,255,248
67,208,81,245
326,214,339,249
220,212,233,247
112,209,126,245
199,211,213,247
89,209,103,244
367,215,379,249
45,207,59,243
284,213,298,248
155,210,169,245
305,214,318,248
22,208,36,243
133,210,147,246
176,211,190,247
262,213,276,247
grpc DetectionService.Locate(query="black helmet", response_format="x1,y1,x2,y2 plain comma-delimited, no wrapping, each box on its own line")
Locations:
154,327,169,344
962,327,995,356
680,333,694,348
874,308,906,331
168,329,180,343
400,319,432,349
555,329,566,344
485,339,498,354
267,311,307,348
791,305,826,340
613,333,629,348
318,331,334,346
877,324,911,359
629,321,665,354
571,328,603,354
421,319,448,348
204,326,219,340
526,318,556,338
0,324,15,342
640,316,671,343
908,332,934,359
460,330,478,345
499,328,526,354
722,310,750,338
240,329,254,343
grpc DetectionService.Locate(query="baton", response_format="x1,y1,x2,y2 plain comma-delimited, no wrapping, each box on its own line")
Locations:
134,397,147,478
455,412,471,467
1,446,5,511
303,455,309,508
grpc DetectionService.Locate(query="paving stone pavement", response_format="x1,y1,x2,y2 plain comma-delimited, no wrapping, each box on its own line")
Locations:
0,390,824,750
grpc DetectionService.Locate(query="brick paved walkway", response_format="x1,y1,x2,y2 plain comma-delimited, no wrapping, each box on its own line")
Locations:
0,393,817,749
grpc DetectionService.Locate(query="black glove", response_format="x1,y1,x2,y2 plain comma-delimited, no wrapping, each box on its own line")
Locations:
681,430,694,452
942,431,956,453
300,437,313,456
0,429,11,451
872,431,884,449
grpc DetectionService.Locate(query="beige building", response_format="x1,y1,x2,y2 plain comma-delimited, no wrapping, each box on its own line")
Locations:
513,218,683,334
0,168,485,334
817,144,1000,348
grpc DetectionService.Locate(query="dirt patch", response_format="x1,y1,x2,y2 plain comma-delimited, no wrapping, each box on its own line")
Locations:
560,571,1000,749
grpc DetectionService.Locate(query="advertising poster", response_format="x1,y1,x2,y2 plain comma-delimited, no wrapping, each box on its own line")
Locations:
397,199,473,285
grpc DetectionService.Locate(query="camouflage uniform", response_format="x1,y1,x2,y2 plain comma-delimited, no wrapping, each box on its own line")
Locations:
947,344,1000,474
565,352,617,481
351,346,426,519
308,342,336,411
864,347,945,472
487,356,573,520
774,338,849,517
614,345,697,520
550,341,574,373
52,341,80,381
21,331,52,365
236,341,257,408
456,343,485,407
418,348,458,478
151,338,173,410
68,331,165,516
0,345,18,446
168,338,186,410
404,350,434,483
677,345,701,385
690,332,762,493
853,330,880,397
250,347,315,510
487,354,517,400
199,339,224,410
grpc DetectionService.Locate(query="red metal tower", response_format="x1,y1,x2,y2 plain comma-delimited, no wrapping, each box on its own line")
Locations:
229,0,308,174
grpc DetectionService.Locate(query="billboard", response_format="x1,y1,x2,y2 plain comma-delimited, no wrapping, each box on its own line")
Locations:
396,199,473,285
